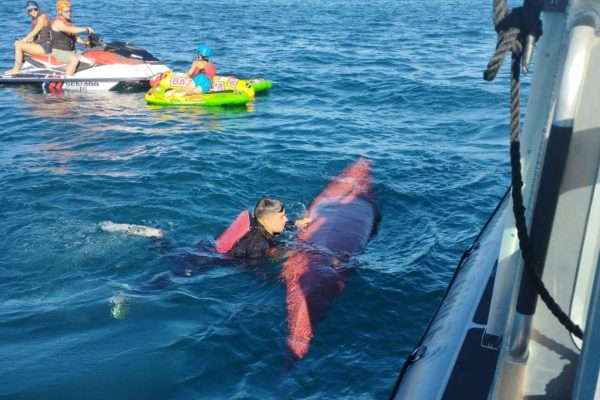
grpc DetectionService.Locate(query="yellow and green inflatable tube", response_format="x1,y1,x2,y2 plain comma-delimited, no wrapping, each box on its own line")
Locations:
247,78,272,93
145,71,269,106
212,76,272,96
145,86,250,107
211,76,255,98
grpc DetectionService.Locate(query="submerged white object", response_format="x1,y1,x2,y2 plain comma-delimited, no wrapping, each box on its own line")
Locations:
99,221,163,238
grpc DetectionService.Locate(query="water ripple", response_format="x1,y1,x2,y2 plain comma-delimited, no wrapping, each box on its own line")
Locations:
0,0,519,398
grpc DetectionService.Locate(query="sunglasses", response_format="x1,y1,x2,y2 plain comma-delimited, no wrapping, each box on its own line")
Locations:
27,7,38,12
62,8,71,13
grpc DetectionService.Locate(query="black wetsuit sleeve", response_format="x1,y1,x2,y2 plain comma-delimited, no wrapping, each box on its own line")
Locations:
231,229,273,259
284,220,297,231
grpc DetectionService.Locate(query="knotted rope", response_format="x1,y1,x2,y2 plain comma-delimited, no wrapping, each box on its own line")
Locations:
484,0,583,339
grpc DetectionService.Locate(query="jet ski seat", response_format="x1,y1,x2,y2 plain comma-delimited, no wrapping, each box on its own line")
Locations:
23,53,97,74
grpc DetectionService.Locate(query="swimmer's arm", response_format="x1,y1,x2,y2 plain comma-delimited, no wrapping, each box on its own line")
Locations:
284,217,313,230
294,217,313,228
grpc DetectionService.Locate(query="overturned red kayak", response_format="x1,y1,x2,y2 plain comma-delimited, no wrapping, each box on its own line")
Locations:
282,157,379,361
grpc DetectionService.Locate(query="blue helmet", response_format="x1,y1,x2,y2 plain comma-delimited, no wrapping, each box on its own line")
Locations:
197,44,212,58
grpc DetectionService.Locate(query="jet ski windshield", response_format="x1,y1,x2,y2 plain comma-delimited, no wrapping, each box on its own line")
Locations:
103,41,161,62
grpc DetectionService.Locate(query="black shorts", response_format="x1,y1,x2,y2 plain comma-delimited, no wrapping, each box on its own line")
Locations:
41,42,51,54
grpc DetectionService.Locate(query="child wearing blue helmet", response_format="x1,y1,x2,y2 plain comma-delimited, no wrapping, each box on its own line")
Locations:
184,44,216,93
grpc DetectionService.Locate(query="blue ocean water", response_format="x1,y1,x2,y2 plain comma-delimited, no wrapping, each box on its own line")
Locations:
0,1,522,398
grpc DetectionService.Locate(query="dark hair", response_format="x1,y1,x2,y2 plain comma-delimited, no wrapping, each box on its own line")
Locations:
254,198,284,220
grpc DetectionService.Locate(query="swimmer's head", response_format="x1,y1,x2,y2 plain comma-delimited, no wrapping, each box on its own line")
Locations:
254,198,287,234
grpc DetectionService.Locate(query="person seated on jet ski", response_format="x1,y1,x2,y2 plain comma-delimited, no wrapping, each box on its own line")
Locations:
230,198,312,259
50,0,95,76
5,1,52,75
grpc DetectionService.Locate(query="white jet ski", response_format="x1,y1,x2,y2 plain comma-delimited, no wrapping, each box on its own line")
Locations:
0,34,168,92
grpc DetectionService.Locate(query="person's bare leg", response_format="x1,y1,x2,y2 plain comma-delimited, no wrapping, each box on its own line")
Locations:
5,41,25,74
6,41,46,74
64,54,79,76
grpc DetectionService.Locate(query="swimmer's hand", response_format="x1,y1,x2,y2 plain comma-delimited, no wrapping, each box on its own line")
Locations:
294,217,313,228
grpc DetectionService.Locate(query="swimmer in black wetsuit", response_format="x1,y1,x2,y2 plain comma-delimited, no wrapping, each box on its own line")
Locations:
100,198,311,288
139,198,310,287
231,198,311,259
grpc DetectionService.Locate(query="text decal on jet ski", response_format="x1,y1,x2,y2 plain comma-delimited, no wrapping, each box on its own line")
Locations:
64,82,101,91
